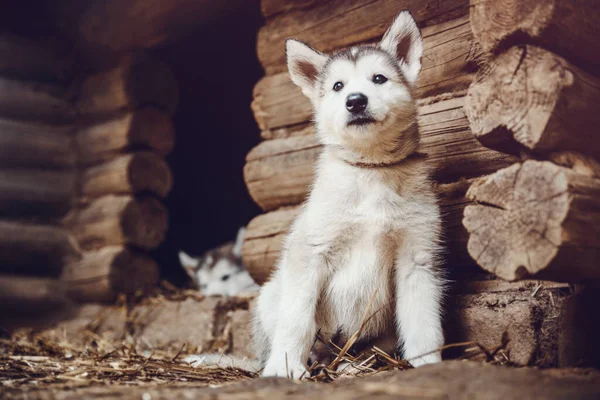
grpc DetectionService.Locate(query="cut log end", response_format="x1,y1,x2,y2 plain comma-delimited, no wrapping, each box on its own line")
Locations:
463,160,600,283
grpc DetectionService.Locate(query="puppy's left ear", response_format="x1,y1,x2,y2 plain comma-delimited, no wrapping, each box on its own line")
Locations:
286,39,327,98
380,11,423,86
232,226,246,258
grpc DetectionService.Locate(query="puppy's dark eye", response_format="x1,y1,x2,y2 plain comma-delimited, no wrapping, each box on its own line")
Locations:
373,74,388,84
333,81,344,91
221,274,231,282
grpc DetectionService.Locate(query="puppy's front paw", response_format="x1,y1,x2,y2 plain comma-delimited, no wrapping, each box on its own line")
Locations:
408,351,441,368
262,358,308,380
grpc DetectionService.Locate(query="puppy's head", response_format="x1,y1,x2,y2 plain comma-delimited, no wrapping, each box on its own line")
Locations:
286,11,423,163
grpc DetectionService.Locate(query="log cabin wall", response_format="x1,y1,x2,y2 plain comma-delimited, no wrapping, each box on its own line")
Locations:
241,0,600,367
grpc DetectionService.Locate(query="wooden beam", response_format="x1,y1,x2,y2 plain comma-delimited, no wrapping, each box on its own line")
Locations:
81,152,173,201
470,0,600,73
257,0,469,75
252,15,481,131
63,246,159,302
76,107,175,166
0,118,75,168
0,169,75,219
77,54,179,118
463,160,600,283
0,221,80,277
245,95,516,211
465,45,600,159
67,195,168,251
261,0,321,19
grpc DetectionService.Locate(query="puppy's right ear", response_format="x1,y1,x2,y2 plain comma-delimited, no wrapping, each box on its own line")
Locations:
179,250,199,269
286,39,327,98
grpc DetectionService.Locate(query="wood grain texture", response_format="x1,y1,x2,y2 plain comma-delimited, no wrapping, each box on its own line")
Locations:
465,45,600,159
470,0,600,73
76,107,175,166
80,152,173,201
0,169,76,219
257,0,469,75
463,160,600,283
67,195,168,251
63,246,159,302
0,221,80,277
245,95,516,211
252,15,481,131
77,54,179,118
0,118,75,168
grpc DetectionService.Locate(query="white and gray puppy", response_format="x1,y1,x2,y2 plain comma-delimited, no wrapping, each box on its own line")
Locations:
179,227,259,296
186,10,445,378
253,10,445,379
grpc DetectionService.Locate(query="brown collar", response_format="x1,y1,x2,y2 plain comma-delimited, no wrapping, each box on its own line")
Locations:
344,151,428,169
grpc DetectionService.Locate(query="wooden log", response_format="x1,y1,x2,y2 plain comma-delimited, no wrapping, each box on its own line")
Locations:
257,0,469,75
465,45,600,159
245,95,516,211
62,246,159,302
0,34,72,83
252,15,481,131
0,221,80,277
463,160,600,283
76,107,175,166
470,0,600,73
67,195,168,250
77,54,179,118
261,0,321,19
0,169,75,219
0,276,76,330
0,118,75,168
242,179,480,285
81,152,172,201
0,77,74,123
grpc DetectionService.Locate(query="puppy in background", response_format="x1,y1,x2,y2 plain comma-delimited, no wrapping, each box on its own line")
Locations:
179,227,259,296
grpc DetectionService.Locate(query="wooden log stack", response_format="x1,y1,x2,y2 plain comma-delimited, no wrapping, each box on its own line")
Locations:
461,0,600,284
242,0,518,285
0,34,78,330
62,53,178,303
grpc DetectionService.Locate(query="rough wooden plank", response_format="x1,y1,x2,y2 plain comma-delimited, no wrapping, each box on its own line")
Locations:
257,0,469,75
67,195,168,251
77,54,179,118
463,160,600,283
0,77,74,123
0,118,75,168
261,0,321,19
242,179,479,285
245,95,516,211
76,107,175,166
0,221,80,277
470,0,600,73
0,169,76,219
465,45,600,159
252,15,481,131
63,246,159,302
80,152,172,201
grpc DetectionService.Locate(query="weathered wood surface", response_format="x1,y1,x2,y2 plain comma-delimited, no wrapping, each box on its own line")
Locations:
257,0,469,75
261,0,321,19
63,246,159,302
253,16,481,131
0,276,76,330
0,221,80,277
67,195,168,251
81,152,172,201
76,107,175,166
243,179,478,285
470,0,600,73
0,77,74,123
0,118,75,168
465,45,600,159
463,160,600,283
77,55,179,118
0,169,76,219
0,34,72,83
245,95,516,211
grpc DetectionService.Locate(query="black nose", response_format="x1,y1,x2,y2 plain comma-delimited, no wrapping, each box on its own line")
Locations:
346,93,368,114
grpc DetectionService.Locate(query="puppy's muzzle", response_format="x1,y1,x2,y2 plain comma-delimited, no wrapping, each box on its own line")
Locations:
346,93,368,114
